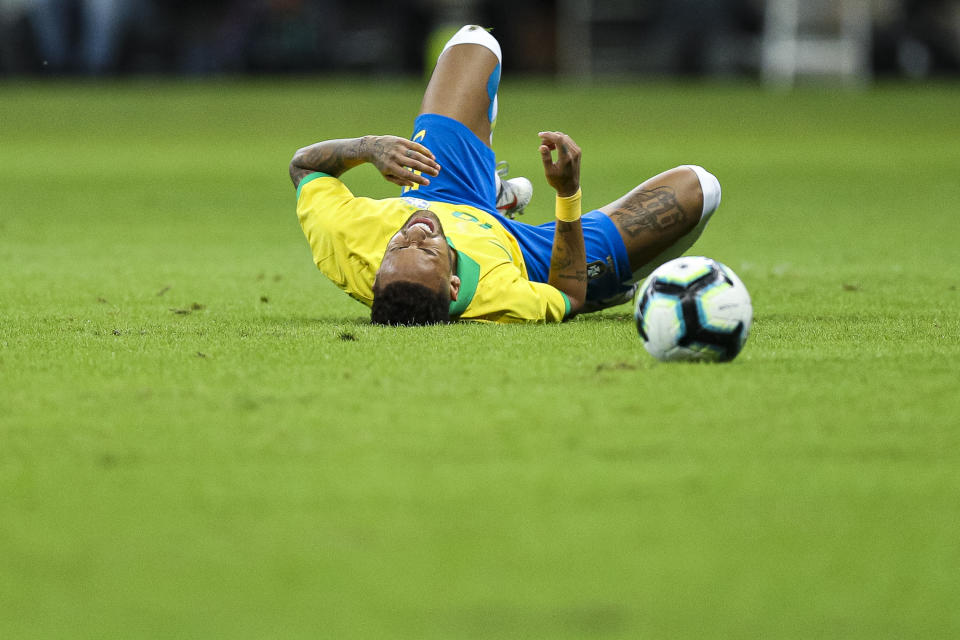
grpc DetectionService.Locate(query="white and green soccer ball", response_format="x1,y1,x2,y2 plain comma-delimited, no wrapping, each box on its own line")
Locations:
634,256,752,362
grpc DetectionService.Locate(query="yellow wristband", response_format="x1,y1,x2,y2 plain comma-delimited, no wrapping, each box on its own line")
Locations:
555,188,582,223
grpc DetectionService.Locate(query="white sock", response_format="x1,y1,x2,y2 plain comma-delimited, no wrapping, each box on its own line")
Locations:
441,25,502,64
682,164,722,221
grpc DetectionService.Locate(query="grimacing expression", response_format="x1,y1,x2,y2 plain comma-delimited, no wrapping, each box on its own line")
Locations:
376,211,461,299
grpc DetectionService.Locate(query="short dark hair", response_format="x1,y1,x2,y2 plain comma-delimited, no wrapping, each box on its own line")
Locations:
371,281,450,326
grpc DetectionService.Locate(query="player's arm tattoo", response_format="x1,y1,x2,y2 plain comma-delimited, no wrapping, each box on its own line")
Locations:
364,136,405,177
608,186,688,237
548,219,588,316
551,222,587,282
289,137,370,187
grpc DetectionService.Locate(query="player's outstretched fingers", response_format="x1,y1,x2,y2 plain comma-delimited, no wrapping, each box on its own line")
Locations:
368,135,441,187
399,149,441,178
382,172,410,187
401,141,441,175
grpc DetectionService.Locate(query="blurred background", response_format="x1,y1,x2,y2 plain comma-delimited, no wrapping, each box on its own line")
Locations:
1,0,959,82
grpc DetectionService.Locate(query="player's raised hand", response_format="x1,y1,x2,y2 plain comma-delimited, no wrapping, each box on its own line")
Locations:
538,131,581,197
363,135,441,187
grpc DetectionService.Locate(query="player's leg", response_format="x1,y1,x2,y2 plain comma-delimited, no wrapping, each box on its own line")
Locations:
406,25,530,216
419,25,501,146
601,164,721,281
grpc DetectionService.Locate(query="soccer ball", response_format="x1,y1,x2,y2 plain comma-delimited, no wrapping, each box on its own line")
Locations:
634,256,752,362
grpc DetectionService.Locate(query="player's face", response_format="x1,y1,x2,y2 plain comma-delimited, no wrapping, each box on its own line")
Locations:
377,211,458,296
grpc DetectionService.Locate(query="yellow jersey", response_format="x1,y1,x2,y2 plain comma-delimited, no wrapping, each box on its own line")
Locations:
296,172,570,322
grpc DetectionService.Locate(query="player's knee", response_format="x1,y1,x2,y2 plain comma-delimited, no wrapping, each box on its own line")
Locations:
681,165,721,220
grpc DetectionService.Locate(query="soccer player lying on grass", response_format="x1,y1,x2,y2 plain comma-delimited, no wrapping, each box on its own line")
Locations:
290,25,722,325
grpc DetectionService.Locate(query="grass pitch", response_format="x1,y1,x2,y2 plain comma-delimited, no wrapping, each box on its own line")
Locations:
2,78,960,638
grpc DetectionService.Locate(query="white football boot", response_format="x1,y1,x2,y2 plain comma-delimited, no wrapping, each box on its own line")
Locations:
495,161,532,219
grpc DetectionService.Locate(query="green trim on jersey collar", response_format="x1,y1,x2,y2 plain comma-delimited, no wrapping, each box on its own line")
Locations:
295,171,332,200
447,239,479,318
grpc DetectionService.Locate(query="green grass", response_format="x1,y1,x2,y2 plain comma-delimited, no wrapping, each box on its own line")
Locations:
2,78,960,638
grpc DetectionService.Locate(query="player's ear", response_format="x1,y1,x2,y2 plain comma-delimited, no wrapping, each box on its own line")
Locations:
448,275,461,301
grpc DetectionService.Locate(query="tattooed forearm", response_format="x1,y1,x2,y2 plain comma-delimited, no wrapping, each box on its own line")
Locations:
550,243,587,283
289,137,370,186
551,250,587,283
551,252,574,271
608,186,687,237
555,270,588,283
550,233,575,271
549,218,588,315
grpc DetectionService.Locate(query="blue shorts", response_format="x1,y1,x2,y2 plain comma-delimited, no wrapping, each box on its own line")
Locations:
405,113,632,303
